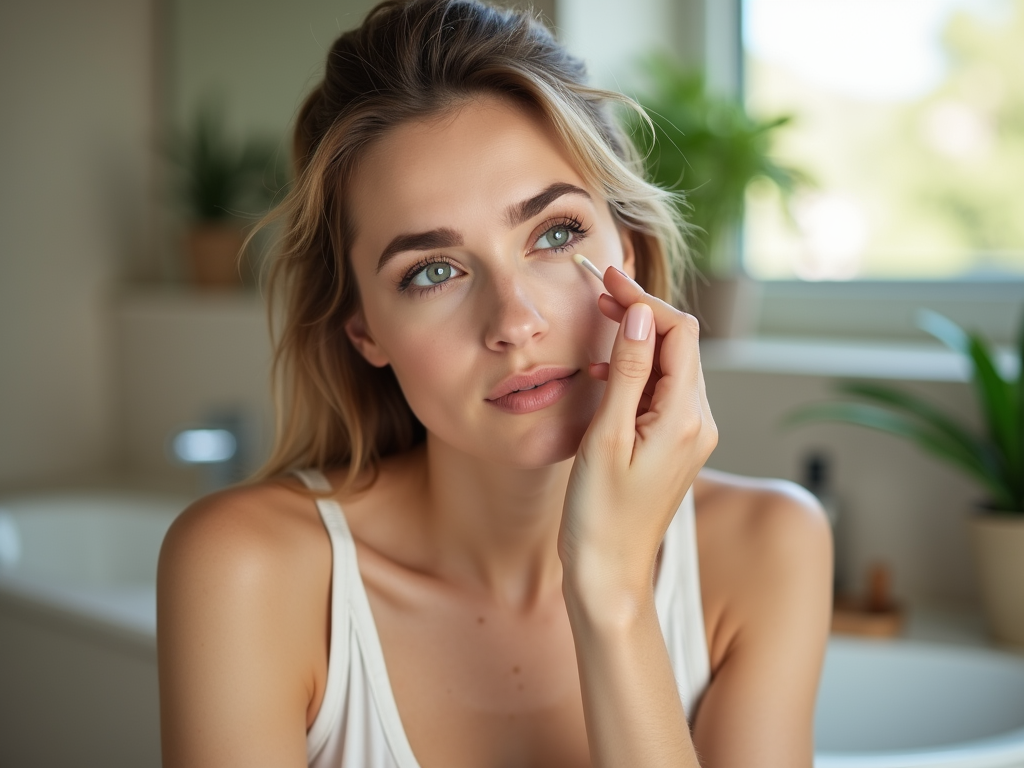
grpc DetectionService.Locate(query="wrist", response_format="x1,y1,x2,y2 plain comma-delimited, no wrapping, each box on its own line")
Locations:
562,560,657,633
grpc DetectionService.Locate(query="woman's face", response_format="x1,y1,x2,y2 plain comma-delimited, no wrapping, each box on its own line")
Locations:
344,95,635,467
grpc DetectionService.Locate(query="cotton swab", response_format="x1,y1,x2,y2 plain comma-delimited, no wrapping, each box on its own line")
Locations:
572,253,605,282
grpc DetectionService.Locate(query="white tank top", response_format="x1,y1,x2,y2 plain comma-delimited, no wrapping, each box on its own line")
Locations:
296,468,711,768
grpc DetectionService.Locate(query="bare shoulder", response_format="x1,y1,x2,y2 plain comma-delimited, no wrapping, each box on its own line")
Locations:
159,476,325,576
694,467,831,574
692,468,833,662
157,475,332,671
689,470,832,764
157,478,330,767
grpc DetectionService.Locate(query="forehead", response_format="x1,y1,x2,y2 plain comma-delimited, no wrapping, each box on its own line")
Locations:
347,95,591,250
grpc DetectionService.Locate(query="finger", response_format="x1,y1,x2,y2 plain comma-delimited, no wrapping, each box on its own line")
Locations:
601,267,694,343
597,270,685,379
590,362,661,405
598,294,664,378
597,293,626,323
600,267,702,426
637,392,652,415
636,328,707,452
588,302,656,458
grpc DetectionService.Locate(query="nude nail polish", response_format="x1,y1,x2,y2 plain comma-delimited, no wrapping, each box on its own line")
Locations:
624,303,652,341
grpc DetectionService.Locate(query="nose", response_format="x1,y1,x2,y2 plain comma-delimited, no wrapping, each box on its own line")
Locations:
483,270,550,351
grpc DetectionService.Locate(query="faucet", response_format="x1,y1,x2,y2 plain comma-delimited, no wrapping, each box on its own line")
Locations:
170,410,248,491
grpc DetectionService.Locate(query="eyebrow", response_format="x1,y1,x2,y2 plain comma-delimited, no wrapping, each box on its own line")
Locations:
376,228,463,273
375,182,592,273
503,181,592,230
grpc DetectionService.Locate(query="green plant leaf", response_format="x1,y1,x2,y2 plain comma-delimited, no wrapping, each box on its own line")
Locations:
917,308,1022,508
630,54,808,273
917,309,969,354
836,381,1000,473
168,99,286,222
967,333,1020,498
786,402,1015,509
1018,309,1024,508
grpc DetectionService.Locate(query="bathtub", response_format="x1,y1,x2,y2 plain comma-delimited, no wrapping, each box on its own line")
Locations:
814,637,1024,768
0,491,187,768
2,493,1024,768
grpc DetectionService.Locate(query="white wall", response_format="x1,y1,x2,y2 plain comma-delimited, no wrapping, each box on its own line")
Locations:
167,0,558,144
113,292,272,494
168,0,379,142
0,0,155,489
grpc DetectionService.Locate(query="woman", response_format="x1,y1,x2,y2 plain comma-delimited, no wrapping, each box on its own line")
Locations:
157,1,832,766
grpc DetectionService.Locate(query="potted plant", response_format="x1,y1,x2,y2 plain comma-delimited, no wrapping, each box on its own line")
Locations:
629,54,808,335
788,309,1024,648
168,103,285,287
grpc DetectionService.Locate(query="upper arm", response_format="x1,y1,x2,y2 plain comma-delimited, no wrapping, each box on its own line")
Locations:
692,483,832,767
157,491,318,768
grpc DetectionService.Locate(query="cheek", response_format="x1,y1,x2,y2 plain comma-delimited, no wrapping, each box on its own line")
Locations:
362,295,481,436
529,259,617,359
380,318,470,403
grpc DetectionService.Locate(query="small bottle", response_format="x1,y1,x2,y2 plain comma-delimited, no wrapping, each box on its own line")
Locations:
802,451,845,596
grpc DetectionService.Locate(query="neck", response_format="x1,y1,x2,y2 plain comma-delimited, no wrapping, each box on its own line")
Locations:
421,434,572,608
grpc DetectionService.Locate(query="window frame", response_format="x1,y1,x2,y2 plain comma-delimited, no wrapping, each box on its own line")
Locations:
698,0,1023,343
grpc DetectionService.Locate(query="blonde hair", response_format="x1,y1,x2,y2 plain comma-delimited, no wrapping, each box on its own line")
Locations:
257,0,690,487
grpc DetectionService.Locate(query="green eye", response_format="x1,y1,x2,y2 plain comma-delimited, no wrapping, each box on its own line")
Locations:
411,262,454,287
535,225,572,250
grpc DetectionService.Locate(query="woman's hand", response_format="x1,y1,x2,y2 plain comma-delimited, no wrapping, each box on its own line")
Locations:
558,266,715,767
559,265,718,614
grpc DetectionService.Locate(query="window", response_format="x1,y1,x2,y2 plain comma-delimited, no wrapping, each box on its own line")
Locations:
742,0,1024,283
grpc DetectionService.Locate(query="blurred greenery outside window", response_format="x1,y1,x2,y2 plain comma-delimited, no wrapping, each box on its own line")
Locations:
741,0,1024,282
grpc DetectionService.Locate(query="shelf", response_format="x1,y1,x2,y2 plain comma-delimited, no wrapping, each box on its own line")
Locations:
700,337,1017,382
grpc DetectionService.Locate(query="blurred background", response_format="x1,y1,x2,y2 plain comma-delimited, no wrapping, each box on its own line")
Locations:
1,0,1024,764
3,0,1020,607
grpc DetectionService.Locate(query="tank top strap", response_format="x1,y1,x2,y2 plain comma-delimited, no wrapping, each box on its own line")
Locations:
292,468,357,761
654,486,711,718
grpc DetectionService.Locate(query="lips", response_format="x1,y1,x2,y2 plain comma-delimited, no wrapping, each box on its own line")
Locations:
486,366,579,401
484,367,579,414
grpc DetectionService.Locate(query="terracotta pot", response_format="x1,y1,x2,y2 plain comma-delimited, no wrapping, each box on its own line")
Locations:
970,512,1024,649
185,223,246,287
693,275,762,339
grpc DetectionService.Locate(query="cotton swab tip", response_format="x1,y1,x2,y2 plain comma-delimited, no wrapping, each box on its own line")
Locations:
572,253,605,282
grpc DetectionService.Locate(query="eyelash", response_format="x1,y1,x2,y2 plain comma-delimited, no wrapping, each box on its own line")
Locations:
396,215,592,294
537,215,590,253
396,255,459,294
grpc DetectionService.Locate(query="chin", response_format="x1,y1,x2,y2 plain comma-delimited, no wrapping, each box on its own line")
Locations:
492,413,592,469
424,411,589,469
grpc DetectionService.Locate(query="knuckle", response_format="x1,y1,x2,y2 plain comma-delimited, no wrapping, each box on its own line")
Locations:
680,313,701,340
678,416,702,442
704,422,720,454
677,410,718,449
612,349,650,380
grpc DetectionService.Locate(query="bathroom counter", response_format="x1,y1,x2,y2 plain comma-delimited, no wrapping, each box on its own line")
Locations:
901,603,992,648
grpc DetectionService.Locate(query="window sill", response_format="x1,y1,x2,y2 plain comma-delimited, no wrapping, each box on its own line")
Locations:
753,279,1023,345
700,337,1017,382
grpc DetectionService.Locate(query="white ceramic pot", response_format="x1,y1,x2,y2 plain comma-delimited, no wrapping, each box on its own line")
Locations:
970,512,1024,649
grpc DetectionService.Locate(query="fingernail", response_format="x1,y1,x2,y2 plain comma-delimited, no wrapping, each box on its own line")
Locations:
624,303,653,341
613,266,636,284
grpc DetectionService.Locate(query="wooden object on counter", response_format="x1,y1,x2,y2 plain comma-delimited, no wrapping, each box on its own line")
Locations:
832,563,905,638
